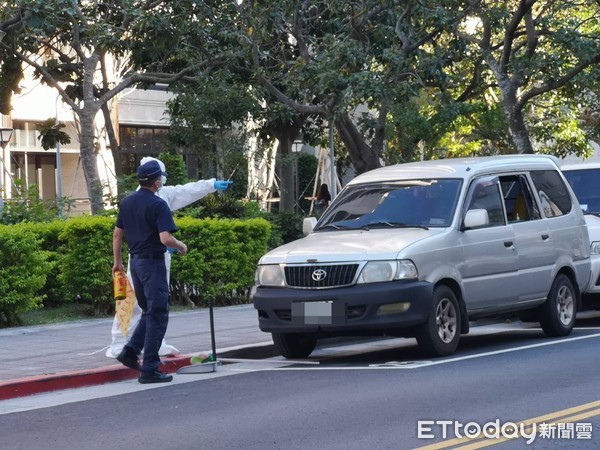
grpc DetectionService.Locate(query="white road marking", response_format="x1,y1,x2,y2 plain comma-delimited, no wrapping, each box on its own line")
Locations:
265,331,600,371
2,326,599,414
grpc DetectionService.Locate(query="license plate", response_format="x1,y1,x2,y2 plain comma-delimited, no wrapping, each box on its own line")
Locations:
291,301,344,325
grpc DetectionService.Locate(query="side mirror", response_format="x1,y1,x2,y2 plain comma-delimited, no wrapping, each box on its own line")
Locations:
303,217,317,236
463,209,489,230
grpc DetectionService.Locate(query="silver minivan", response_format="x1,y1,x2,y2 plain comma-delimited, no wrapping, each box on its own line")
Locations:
252,156,591,357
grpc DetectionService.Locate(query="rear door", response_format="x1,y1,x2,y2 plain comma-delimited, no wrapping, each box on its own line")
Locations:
500,173,555,302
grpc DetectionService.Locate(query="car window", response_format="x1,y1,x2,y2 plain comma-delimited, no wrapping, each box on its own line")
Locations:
499,174,541,222
315,179,462,230
562,168,600,214
464,176,505,227
530,170,572,217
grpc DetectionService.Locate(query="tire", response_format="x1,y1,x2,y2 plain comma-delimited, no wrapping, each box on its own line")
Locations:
540,274,576,337
272,333,317,359
416,285,461,357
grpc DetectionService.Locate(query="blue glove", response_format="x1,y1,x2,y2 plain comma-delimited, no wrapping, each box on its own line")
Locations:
214,180,233,191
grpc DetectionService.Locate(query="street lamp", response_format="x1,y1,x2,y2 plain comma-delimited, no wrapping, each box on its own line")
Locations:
0,128,13,148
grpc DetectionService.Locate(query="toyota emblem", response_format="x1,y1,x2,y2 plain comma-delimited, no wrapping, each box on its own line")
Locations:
312,269,327,281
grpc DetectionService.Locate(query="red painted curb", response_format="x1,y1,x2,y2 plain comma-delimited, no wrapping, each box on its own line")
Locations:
0,355,194,401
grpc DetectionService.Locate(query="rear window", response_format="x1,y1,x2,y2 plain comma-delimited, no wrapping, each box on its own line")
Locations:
530,170,572,217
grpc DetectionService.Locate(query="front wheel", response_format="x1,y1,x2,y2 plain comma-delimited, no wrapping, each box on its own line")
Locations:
272,333,317,359
540,274,576,337
416,285,461,357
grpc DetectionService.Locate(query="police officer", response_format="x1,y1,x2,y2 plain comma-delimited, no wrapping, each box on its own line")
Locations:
112,160,187,383
106,156,232,359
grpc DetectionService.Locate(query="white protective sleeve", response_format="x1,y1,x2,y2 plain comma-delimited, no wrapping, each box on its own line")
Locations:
107,177,217,358
157,179,217,211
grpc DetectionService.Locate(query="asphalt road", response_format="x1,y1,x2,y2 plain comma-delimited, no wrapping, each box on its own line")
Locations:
1,314,600,450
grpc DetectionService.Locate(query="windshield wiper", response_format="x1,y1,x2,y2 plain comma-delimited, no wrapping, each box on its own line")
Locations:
316,223,355,231
362,221,429,230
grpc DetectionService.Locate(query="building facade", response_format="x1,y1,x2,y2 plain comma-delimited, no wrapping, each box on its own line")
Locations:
1,72,175,215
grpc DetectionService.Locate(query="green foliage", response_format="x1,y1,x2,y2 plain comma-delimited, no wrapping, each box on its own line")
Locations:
0,212,272,321
176,194,248,220
58,216,116,314
36,118,72,150
297,153,319,214
20,221,67,308
0,225,50,327
266,210,304,247
168,217,271,304
158,150,188,186
0,181,61,224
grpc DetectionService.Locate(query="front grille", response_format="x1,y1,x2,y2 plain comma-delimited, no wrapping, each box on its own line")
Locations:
284,264,359,288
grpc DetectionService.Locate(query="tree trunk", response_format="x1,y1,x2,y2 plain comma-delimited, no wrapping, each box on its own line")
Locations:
102,103,122,177
276,138,296,211
79,108,104,214
78,55,104,214
506,106,534,154
335,115,382,174
268,117,304,212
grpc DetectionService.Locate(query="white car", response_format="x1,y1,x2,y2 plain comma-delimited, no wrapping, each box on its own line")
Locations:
253,155,591,358
561,162,600,300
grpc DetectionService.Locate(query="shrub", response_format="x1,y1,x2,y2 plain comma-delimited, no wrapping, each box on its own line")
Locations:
58,216,116,314
170,217,271,305
21,221,67,307
0,225,50,326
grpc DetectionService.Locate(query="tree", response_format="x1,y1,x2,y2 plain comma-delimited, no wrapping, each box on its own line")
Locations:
0,1,213,213
456,0,600,154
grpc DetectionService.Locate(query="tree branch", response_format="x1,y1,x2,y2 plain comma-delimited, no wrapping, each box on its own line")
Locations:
0,41,81,113
500,0,536,69
518,52,600,109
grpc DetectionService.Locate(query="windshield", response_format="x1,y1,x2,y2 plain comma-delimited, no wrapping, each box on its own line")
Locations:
315,179,462,231
563,168,600,214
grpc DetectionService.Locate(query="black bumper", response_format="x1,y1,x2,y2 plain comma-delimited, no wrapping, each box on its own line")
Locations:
252,280,433,335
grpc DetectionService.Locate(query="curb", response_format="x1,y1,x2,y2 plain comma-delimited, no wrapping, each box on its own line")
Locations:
0,344,275,401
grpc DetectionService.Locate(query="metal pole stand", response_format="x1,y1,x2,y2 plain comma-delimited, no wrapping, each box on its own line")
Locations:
177,295,219,374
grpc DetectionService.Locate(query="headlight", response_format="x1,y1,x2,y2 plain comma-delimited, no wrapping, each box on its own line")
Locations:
256,265,285,286
357,260,418,284
591,241,600,255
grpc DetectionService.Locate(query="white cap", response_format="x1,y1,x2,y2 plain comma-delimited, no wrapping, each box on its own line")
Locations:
140,156,166,173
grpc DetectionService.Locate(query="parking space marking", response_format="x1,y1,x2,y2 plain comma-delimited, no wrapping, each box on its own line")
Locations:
265,331,600,371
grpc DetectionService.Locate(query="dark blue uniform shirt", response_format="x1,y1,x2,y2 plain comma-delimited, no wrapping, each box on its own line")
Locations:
116,188,177,255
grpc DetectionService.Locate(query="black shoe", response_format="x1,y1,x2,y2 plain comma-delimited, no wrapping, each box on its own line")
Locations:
138,371,173,384
117,346,140,371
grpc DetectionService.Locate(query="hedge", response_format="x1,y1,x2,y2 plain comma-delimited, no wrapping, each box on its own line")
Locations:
0,225,51,326
0,216,271,324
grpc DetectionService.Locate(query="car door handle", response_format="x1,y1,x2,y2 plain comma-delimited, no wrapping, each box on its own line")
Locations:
504,241,513,247
541,234,549,240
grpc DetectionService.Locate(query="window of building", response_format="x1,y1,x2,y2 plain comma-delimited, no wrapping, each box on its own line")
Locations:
118,125,199,179
119,126,169,155
12,121,40,148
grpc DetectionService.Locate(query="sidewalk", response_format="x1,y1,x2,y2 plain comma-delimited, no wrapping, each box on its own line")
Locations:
0,304,273,400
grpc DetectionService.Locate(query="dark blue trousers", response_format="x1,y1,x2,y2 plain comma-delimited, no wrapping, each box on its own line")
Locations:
127,258,169,373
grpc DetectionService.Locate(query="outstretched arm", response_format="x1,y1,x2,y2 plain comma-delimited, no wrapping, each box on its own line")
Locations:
158,179,217,211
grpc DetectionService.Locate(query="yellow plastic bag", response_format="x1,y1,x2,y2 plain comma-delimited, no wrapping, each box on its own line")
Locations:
115,279,136,336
